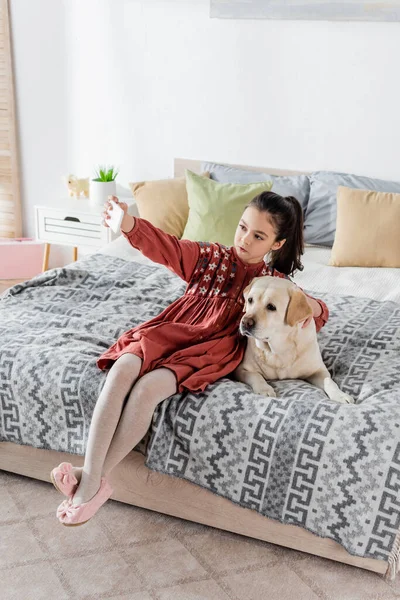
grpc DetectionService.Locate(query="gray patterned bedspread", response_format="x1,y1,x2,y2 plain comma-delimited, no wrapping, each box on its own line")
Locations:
1,253,400,567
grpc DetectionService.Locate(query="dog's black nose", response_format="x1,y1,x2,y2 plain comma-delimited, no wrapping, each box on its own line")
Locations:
242,317,255,330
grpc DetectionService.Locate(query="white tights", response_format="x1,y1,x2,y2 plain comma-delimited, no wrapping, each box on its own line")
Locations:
71,354,177,506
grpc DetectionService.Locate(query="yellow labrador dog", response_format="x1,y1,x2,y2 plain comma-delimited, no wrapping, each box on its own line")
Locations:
234,276,354,404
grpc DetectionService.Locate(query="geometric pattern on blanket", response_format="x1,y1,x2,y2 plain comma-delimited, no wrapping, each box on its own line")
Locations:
0,253,399,565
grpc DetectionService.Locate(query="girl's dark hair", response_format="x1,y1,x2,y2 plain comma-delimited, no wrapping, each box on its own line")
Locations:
246,191,304,276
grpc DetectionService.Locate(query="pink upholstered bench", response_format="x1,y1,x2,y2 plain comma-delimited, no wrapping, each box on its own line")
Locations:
0,238,45,279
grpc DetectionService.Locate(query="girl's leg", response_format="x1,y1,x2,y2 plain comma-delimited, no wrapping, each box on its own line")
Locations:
71,367,177,504
70,353,143,506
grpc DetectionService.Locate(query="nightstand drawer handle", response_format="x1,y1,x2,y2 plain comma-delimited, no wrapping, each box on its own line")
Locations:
64,216,80,223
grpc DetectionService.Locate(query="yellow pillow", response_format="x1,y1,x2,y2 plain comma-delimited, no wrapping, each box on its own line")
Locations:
329,186,400,267
129,173,210,238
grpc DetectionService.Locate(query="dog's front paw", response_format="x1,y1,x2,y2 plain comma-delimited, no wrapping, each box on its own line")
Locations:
252,381,277,398
335,391,355,404
323,378,355,404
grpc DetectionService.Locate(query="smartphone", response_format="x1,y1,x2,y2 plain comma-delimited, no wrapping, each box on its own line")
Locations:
106,200,124,233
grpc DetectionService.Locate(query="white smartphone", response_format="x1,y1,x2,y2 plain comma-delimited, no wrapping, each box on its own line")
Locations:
106,200,124,233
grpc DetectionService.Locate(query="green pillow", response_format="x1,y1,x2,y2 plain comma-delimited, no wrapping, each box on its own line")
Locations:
182,169,274,247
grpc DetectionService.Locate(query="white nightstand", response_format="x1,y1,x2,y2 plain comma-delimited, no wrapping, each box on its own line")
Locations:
34,196,137,272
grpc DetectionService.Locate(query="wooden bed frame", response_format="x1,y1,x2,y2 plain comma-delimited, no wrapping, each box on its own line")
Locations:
0,158,393,579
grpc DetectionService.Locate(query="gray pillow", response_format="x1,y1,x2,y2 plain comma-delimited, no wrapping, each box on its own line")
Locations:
305,170,400,247
201,162,310,215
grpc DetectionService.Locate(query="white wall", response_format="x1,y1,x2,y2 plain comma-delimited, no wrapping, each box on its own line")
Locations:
9,0,400,268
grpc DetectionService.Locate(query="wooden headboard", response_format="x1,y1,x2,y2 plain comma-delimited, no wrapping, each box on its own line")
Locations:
174,158,310,178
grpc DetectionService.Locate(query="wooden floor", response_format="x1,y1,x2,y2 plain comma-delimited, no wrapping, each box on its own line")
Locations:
2,467,400,600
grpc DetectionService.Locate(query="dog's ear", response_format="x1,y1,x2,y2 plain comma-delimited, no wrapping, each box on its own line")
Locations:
243,283,252,300
285,289,313,327
243,276,264,300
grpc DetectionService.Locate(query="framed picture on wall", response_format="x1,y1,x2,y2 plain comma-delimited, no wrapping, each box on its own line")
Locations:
210,1,400,22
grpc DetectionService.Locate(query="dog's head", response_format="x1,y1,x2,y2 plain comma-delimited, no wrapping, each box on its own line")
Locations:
239,276,313,342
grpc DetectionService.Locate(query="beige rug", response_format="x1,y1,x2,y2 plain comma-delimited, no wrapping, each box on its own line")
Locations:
1,468,399,600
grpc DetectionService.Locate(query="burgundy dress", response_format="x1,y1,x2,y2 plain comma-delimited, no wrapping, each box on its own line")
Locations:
97,218,329,393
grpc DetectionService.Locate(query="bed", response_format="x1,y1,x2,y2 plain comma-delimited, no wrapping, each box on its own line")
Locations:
1,158,400,580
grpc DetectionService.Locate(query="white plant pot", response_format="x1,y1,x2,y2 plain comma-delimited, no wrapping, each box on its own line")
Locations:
89,180,116,207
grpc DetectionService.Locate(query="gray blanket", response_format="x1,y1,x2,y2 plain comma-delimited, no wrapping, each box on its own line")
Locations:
1,253,400,568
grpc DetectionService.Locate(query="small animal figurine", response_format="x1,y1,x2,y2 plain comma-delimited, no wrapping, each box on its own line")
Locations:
62,175,90,198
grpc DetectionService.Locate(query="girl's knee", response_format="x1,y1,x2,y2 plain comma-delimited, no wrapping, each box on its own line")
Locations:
129,368,177,405
114,353,142,368
108,354,142,381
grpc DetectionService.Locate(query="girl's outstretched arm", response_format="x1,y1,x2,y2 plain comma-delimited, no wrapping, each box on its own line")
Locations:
121,215,200,283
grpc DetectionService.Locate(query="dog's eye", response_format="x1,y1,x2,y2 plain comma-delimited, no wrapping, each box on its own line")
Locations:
248,297,253,304
266,304,276,311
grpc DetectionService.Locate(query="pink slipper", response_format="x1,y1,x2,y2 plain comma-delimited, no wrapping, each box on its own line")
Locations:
50,462,78,497
56,477,113,527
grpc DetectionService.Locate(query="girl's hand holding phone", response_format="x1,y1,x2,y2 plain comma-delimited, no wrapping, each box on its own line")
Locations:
102,196,134,233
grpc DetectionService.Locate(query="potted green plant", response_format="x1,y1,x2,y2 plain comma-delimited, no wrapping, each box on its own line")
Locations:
89,165,119,206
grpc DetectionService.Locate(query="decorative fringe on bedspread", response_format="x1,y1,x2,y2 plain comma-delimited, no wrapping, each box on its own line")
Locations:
386,529,400,580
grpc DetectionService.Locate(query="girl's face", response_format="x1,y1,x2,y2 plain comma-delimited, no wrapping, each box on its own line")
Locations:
234,207,286,264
